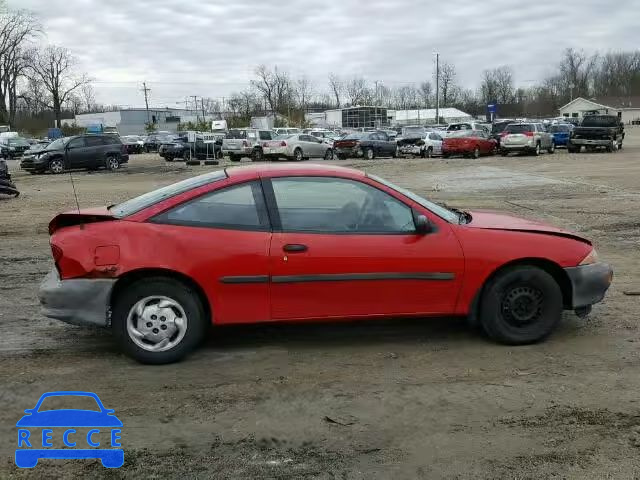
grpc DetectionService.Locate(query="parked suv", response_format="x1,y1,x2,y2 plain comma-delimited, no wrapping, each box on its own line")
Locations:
221,129,278,162
20,134,129,174
499,123,555,156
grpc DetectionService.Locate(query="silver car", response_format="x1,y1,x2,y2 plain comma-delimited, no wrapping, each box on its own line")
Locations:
500,123,556,156
262,134,334,161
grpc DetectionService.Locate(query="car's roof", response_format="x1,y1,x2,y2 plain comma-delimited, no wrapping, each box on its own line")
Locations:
226,163,365,180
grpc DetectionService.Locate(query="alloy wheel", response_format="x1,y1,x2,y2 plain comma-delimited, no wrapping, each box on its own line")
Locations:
126,296,188,352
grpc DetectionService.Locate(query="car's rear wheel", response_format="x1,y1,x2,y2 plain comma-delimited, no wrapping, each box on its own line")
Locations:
49,158,64,174
251,148,264,162
479,266,562,345
500,149,509,157
547,142,556,154
105,155,120,171
424,147,433,158
112,277,208,364
294,148,304,161
324,148,334,160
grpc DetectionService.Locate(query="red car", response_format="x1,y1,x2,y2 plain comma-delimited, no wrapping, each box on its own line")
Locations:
40,164,612,364
442,130,497,158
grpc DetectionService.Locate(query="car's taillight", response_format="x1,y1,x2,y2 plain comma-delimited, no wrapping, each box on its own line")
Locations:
524,131,534,137
281,141,287,147
579,249,598,265
500,132,508,137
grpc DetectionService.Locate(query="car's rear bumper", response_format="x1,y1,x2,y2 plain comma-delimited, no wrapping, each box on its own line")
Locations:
39,269,114,327
569,138,610,146
222,147,252,156
564,262,613,309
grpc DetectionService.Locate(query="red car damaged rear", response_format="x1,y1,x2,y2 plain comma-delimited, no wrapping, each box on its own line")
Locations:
39,164,613,364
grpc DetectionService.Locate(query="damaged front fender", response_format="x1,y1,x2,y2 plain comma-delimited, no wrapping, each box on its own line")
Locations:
39,269,115,327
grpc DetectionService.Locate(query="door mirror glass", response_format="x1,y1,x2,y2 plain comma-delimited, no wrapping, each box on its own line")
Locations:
414,214,432,234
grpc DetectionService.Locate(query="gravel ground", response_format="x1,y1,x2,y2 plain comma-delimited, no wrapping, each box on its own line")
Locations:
1,129,639,479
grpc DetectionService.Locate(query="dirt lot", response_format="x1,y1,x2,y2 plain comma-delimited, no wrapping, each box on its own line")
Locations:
1,130,639,479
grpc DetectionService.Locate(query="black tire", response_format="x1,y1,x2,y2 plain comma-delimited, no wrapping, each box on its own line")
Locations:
567,145,579,153
442,153,450,159
364,147,374,160
392,145,399,158
48,157,64,174
112,277,208,364
204,160,219,166
183,150,191,161
105,155,120,171
186,160,200,166
533,142,541,156
337,154,347,160
472,146,480,159
324,149,334,160
500,150,509,157
229,154,240,162
293,148,304,162
479,266,562,345
547,142,556,154
251,148,263,162
425,147,433,158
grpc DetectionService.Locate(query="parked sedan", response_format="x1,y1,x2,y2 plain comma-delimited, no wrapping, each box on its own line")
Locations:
39,164,612,364
500,123,556,156
398,131,443,158
442,130,497,158
262,134,334,161
334,132,398,159
121,135,144,154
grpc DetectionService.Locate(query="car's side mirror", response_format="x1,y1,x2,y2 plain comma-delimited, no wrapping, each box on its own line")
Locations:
414,214,433,234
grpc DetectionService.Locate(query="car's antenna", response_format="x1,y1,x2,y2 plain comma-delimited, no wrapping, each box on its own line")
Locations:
68,171,81,214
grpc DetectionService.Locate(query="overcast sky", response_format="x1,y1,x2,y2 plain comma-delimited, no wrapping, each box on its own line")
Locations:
15,0,640,108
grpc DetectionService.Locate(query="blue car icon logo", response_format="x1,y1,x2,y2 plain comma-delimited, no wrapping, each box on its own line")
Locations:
16,391,123,468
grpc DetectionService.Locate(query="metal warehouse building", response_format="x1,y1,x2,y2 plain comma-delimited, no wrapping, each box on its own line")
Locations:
71,108,206,136
320,106,390,129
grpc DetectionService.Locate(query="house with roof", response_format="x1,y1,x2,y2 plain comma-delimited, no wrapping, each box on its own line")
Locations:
559,97,640,124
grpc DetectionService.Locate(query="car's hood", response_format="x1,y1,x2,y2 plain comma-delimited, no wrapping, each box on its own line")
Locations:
17,409,123,427
465,209,590,244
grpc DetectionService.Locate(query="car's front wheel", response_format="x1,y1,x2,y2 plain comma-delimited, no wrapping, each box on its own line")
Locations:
112,277,208,364
479,266,562,345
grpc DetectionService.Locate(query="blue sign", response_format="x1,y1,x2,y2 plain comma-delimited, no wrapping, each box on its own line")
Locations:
487,104,497,114
15,391,123,468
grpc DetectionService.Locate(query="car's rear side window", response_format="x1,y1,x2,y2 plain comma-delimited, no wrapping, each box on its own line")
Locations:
85,136,104,147
150,181,269,231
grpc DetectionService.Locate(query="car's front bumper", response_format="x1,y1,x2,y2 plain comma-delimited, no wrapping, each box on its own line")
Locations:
564,262,613,309
399,145,421,155
39,269,115,327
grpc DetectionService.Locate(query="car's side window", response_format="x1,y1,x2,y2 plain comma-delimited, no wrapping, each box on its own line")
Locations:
67,138,86,149
270,177,416,234
150,181,269,231
85,136,104,147
259,131,271,141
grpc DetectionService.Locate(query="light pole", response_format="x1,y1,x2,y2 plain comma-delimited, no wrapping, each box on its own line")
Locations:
434,52,440,125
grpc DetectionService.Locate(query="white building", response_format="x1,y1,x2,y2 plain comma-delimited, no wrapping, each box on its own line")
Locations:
390,108,472,126
559,97,640,124
70,108,212,135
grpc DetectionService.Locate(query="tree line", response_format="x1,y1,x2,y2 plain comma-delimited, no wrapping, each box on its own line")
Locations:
2,0,639,134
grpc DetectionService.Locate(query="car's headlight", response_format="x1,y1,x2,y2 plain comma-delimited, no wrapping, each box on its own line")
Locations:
579,249,598,265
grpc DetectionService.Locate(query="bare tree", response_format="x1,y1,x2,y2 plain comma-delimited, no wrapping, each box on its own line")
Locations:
80,83,96,113
345,76,369,106
296,75,313,114
480,66,514,105
419,81,432,108
251,65,293,115
560,48,598,100
328,73,342,108
439,62,457,106
29,45,89,127
0,5,40,124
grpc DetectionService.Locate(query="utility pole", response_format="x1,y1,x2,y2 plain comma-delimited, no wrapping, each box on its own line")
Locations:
141,82,151,124
201,98,206,124
435,53,440,125
191,95,199,122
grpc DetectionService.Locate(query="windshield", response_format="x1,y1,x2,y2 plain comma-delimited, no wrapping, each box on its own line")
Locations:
402,127,426,136
45,137,70,150
110,170,227,218
504,124,533,134
8,138,30,146
491,122,512,134
549,125,572,133
581,115,618,127
368,174,460,224
447,123,471,131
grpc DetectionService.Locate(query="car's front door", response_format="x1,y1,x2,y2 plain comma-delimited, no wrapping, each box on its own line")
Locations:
148,180,272,324
430,133,443,154
65,137,89,168
266,176,465,320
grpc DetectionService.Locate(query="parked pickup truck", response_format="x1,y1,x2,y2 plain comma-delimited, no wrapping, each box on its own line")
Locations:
568,115,624,153
222,129,278,162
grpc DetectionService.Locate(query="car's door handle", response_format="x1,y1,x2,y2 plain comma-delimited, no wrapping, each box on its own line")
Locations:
283,244,308,253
